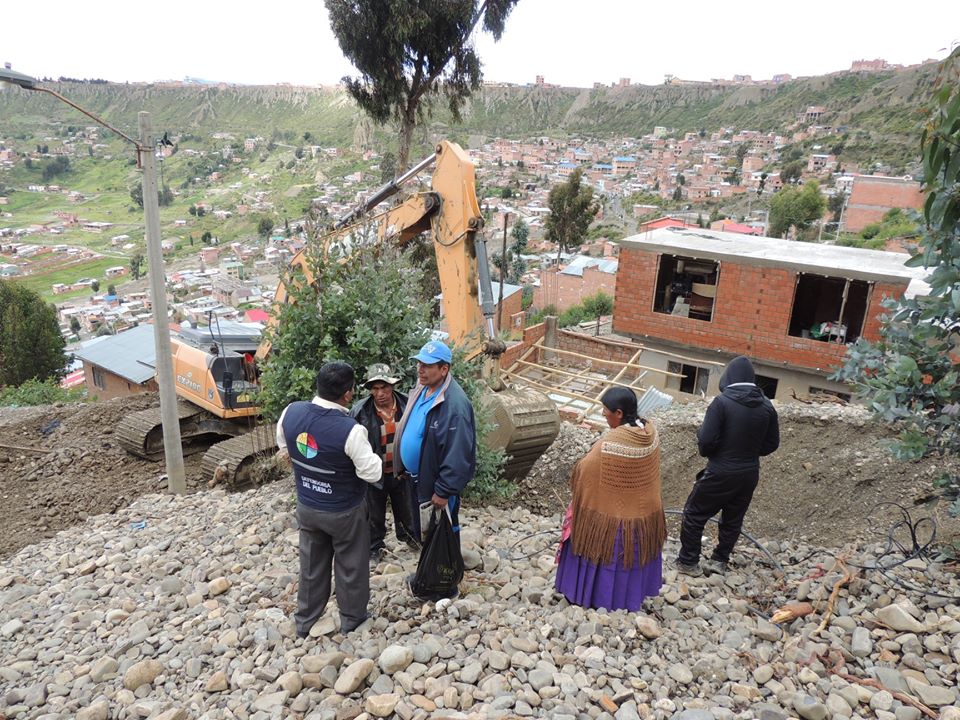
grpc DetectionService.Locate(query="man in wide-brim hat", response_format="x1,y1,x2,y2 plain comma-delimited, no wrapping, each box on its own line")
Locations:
350,363,415,559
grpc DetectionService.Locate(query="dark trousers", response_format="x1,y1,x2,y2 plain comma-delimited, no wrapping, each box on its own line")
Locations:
295,501,370,636
678,468,759,565
367,474,415,551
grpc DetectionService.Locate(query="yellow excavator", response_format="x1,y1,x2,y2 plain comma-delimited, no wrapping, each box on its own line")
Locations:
117,140,560,486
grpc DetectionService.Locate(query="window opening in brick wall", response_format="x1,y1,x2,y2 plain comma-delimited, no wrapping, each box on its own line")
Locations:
654,255,719,321
754,374,779,399
667,361,710,395
92,366,106,390
808,386,852,402
788,274,870,344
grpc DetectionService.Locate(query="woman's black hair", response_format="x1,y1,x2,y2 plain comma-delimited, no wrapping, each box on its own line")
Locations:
601,387,640,426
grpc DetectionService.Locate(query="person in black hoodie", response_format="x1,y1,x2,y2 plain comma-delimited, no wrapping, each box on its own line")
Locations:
676,356,780,576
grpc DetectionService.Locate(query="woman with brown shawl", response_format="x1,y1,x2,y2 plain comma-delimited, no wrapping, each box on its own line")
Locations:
555,387,665,610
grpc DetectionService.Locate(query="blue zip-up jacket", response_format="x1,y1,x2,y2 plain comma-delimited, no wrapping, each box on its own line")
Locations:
394,374,476,501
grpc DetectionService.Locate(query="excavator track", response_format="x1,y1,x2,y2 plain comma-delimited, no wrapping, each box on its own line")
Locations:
116,400,209,461
117,400,255,461
201,423,278,490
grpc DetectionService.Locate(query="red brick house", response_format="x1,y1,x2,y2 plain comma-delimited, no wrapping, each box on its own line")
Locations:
845,175,924,233
533,257,618,312
612,227,927,400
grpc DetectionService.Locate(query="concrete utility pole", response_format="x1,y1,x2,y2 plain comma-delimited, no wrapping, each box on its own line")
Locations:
139,112,186,494
0,65,187,494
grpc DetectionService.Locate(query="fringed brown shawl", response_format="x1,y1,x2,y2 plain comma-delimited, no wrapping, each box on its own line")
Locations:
569,421,665,568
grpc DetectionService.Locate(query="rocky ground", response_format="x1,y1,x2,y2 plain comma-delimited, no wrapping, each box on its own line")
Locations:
1,482,959,720
2,395,960,719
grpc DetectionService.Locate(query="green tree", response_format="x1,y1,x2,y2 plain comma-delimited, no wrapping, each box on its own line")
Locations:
130,253,144,280
545,168,598,263
326,0,519,168
130,183,143,209
69,316,81,335
379,150,397,183
107,284,117,296
832,48,960,477
781,160,805,185
257,216,275,239
91,280,100,293
510,217,528,255
259,243,433,421
768,181,825,238
0,280,67,387
582,291,614,336
828,191,847,223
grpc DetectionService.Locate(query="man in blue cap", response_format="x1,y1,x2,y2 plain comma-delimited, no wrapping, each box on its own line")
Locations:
394,339,476,600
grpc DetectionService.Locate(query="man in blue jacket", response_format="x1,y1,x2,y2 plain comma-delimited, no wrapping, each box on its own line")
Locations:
276,362,382,637
676,355,780,577
394,339,476,599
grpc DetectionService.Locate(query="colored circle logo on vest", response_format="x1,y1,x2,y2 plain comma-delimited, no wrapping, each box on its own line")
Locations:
296,432,318,459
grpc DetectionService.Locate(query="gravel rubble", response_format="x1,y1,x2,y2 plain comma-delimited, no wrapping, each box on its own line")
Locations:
1,481,959,720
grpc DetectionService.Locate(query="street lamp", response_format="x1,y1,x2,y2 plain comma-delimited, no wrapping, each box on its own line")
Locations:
0,64,186,494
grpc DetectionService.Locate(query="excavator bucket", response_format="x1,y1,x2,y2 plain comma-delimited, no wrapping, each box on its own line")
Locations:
482,386,561,481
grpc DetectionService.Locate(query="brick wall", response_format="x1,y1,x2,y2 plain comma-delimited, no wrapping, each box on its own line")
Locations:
612,247,907,373
846,176,924,232
495,290,523,332
554,330,639,365
500,321,547,368
533,266,617,311
83,364,157,401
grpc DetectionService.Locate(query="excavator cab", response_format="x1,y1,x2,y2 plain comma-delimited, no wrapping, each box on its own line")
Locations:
206,353,258,411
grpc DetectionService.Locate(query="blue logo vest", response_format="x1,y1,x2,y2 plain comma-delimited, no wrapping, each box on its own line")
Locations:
281,402,365,512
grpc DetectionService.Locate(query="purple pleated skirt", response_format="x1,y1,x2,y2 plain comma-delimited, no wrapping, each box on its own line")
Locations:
555,530,663,612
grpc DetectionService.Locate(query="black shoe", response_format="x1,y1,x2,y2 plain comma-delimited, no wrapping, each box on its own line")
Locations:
340,616,368,633
702,558,728,576
674,560,703,577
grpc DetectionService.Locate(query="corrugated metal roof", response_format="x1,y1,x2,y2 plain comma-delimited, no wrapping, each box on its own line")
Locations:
74,324,157,384
559,255,619,277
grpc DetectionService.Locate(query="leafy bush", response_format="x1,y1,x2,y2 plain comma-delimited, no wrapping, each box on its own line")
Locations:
258,242,432,421
0,378,86,407
453,349,509,502
860,223,882,239
558,305,586,328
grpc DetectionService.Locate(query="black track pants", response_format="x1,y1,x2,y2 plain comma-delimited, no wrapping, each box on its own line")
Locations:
677,468,759,565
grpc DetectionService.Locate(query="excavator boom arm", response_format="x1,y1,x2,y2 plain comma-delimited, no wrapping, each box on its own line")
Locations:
258,140,492,361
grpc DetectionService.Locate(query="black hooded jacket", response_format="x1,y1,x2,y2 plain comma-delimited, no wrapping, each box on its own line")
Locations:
697,356,780,474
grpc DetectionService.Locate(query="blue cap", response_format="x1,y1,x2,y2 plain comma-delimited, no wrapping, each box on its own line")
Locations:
411,340,452,364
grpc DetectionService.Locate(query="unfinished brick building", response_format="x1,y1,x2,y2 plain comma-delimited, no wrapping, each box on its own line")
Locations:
845,175,924,233
612,227,928,401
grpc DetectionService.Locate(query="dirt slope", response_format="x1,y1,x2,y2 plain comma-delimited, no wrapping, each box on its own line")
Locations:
1,394,957,561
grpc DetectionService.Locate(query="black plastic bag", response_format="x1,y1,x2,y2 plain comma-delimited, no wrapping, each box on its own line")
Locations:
410,508,463,600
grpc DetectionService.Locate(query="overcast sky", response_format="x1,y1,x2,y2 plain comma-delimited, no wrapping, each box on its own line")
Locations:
4,1,958,88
